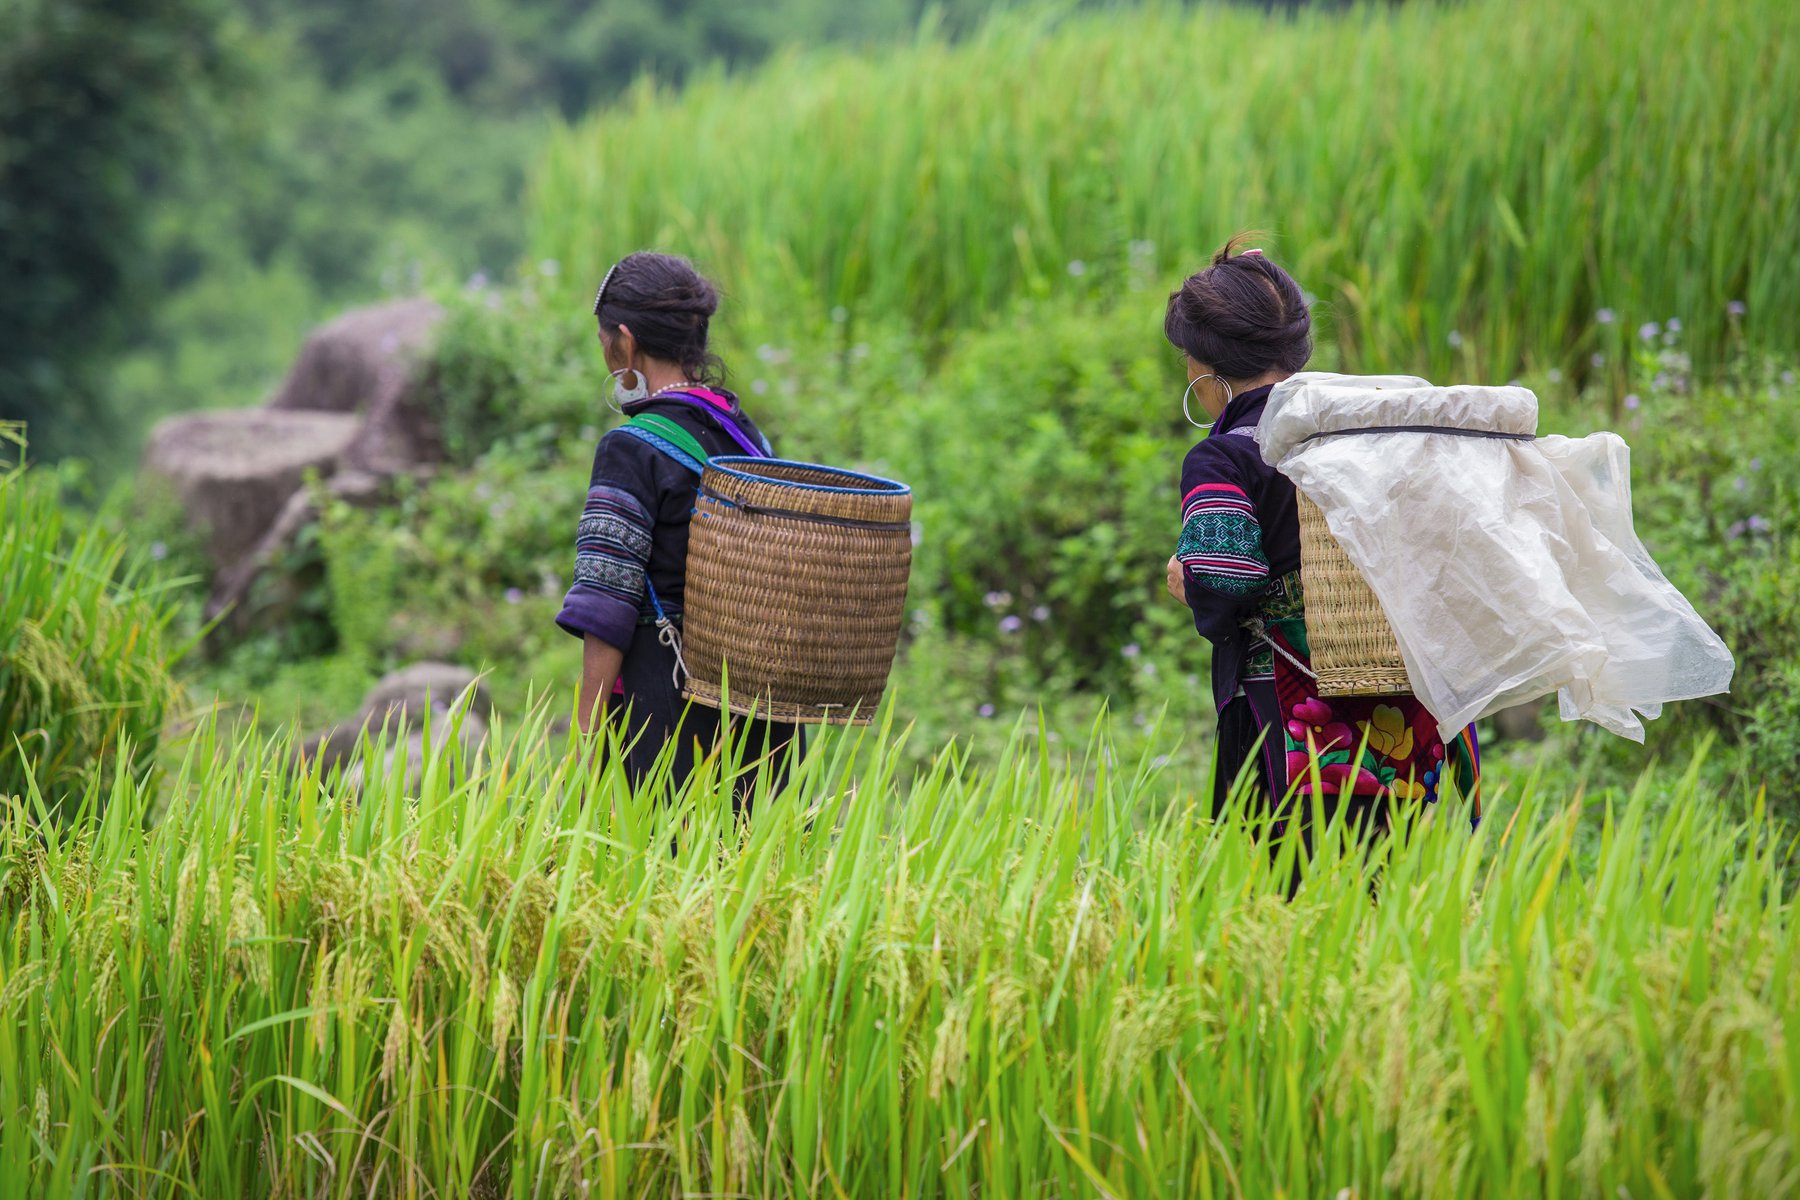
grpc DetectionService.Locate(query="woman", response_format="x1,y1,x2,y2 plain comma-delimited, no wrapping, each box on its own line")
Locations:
1162,238,1479,834
555,251,798,794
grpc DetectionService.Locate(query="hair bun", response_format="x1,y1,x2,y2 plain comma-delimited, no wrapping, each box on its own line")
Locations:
593,251,727,385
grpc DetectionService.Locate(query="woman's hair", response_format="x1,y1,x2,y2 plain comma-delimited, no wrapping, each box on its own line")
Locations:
593,251,726,385
1164,234,1312,381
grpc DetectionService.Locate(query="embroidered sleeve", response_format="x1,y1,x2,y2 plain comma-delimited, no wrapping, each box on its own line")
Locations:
1177,481,1270,596
555,435,656,649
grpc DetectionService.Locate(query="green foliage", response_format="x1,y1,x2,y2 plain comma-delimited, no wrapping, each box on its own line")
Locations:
1589,359,1800,797
876,301,1184,678
0,0,233,460
0,432,187,815
533,0,1800,386
1,704,1793,1195
428,273,604,463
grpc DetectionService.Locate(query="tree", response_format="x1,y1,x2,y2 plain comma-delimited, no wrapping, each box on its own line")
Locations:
0,0,233,460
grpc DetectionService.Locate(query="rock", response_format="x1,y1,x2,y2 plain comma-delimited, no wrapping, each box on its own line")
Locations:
299,662,492,775
205,468,389,629
269,298,442,414
141,409,361,568
269,298,447,475
340,713,490,794
1489,701,1547,743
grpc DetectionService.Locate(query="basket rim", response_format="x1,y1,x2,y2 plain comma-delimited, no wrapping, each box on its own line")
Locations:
707,455,911,497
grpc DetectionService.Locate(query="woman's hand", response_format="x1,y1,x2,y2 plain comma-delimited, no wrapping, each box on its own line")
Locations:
1166,555,1186,603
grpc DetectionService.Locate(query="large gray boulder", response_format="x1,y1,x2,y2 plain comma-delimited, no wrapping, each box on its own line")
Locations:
141,409,360,568
269,298,445,474
145,297,448,633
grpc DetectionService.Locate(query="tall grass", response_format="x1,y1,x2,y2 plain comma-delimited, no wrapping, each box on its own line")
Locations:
530,0,1799,383
4,696,1793,1197
0,431,186,814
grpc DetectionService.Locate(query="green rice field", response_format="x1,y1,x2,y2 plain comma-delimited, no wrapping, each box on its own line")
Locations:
4,704,1795,1197
7,0,1800,1193
532,0,1799,382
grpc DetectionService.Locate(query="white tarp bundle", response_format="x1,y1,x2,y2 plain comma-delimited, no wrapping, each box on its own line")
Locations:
1259,372,1734,742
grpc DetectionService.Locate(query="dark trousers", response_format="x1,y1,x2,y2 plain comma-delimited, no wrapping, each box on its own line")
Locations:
616,631,800,810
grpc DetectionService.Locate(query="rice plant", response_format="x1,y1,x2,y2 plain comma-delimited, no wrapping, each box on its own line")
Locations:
530,0,1799,384
2,692,1792,1197
0,430,187,816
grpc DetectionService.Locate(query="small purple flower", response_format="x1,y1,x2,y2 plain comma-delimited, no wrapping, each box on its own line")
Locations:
1665,317,1682,334
978,703,996,718
149,541,168,561
1447,330,1464,349
1639,322,1661,342
1727,300,1747,317
1547,368,1564,384
998,615,1024,634
1751,457,1763,471
1121,643,1141,659
1623,394,1641,410
1782,370,1796,387
1595,308,1616,324
1590,352,1605,368
1067,260,1087,277
1726,520,1747,540
984,590,1012,610
1734,476,1748,493
1748,515,1772,533
504,587,524,605
1031,605,1051,622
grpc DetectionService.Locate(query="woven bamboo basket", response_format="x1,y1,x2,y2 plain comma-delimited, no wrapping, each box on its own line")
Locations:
1295,492,1412,696
681,457,913,725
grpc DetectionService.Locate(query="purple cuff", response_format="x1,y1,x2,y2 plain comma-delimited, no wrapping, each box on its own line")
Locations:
555,586,639,651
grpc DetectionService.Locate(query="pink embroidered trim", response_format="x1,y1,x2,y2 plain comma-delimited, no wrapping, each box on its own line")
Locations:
1181,481,1250,506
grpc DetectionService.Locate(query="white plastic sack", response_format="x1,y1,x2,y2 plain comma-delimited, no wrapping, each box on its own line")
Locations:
1259,372,1735,742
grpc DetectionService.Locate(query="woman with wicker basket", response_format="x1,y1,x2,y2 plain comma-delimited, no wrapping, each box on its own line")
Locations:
555,252,799,794
1161,239,1480,834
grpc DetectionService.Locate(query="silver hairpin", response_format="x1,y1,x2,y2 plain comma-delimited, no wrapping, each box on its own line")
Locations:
592,261,620,316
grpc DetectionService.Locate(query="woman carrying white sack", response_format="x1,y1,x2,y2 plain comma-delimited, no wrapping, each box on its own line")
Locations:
1163,240,1486,839
1165,239,1733,844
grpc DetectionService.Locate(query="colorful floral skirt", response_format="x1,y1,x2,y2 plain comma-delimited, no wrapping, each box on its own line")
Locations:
1227,621,1481,826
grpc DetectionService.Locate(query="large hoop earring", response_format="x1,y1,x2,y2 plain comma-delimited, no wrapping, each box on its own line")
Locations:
1183,374,1232,430
608,366,647,413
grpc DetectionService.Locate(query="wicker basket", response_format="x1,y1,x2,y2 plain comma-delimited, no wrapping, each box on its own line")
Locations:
681,457,913,724
1295,492,1412,697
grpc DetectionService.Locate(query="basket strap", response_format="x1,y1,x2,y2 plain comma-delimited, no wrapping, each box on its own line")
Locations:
625,413,710,471
643,579,689,689
1240,617,1319,681
1299,425,1537,445
650,391,770,458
